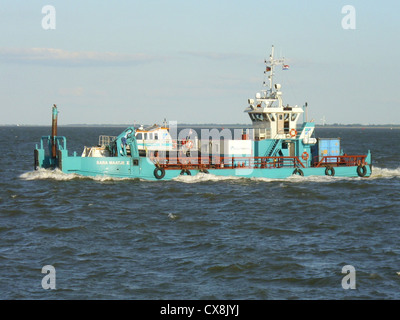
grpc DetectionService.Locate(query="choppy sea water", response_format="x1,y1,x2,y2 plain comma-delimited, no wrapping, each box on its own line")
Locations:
1,126,400,300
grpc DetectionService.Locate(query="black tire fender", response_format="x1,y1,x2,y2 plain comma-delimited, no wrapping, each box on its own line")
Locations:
154,167,166,179
180,169,191,176
292,168,304,176
325,166,335,176
357,165,367,177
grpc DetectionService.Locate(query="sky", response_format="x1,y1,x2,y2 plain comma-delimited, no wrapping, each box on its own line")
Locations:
1,0,399,125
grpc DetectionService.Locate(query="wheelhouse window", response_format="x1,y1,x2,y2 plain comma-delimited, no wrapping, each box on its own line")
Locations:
267,113,275,121
284,113,290,132
250,113,269,122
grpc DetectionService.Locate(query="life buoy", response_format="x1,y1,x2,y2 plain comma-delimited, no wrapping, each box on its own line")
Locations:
154,167,165,179
325,166,335,176
301,151,309,161
290,129,297,138
292,168,304,176
186,140,194,149
357,165,367,177
180,169,191,176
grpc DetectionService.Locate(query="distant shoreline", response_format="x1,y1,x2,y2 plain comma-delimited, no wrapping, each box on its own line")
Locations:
2,123,400,129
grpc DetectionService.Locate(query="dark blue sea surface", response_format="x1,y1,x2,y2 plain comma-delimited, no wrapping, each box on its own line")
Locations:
1,126,400,299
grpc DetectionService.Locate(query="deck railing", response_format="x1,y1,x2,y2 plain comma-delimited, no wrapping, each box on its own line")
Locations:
154,155,305,170
98,135,117,147
313,155,367,167
150,154,368,171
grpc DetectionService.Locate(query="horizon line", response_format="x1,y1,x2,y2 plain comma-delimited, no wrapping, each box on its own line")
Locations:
2,123,400,128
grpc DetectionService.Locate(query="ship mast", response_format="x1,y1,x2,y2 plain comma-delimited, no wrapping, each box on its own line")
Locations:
263,45,285,98
244,45,303,140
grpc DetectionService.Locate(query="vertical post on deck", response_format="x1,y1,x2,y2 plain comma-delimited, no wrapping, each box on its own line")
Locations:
51,104,58,158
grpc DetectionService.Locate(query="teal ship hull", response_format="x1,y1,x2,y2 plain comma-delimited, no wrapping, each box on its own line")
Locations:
34,119,372,181
34,144,372,181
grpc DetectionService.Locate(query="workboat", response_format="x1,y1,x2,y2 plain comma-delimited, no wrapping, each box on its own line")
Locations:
34,46,372,180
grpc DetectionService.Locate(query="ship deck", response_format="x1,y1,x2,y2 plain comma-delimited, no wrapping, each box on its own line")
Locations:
154,154,368,171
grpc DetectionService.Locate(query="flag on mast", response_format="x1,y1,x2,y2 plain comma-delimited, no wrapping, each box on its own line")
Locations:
282,64,289,70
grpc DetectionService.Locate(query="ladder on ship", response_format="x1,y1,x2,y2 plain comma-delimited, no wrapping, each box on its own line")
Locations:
265,139,281,157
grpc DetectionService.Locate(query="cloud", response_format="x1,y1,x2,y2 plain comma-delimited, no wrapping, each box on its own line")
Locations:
0,47,160,67
58,87,108,98
180,51,252,61
58,87,84,97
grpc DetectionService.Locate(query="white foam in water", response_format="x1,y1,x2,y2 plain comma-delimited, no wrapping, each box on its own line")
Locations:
20,167,400,183
173,172,339,183
174,167,400,183
19,168,130,182
172,172,245,183
369,166,400,179
19,168,80,181
168,213,179,220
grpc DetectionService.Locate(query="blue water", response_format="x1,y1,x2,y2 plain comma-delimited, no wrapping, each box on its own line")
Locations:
1,126,400,299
